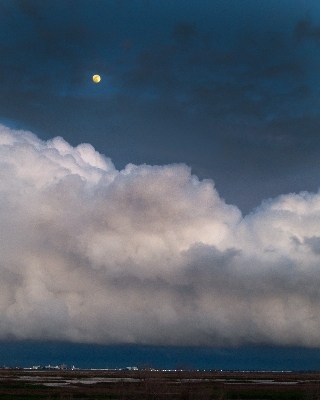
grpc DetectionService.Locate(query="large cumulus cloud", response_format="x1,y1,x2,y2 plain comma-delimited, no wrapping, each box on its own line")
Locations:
1,124,320,347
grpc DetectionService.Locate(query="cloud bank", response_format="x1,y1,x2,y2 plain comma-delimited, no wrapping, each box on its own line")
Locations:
1,124,320,347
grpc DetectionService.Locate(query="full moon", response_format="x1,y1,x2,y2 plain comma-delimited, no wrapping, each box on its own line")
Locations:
92,75,101,83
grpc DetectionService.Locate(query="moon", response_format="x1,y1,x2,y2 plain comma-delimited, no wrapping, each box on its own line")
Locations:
92,75,101,83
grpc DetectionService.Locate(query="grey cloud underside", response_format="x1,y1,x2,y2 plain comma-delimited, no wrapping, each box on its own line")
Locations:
1,125,320,346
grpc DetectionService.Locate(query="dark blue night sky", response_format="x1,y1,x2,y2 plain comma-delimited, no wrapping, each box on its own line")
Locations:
1,0,320,370
2,0,320,213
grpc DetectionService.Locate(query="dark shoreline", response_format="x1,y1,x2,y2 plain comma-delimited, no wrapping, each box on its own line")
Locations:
0,369,319,399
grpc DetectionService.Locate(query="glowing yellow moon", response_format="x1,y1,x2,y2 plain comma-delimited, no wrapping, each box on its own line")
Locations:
92,75,101,83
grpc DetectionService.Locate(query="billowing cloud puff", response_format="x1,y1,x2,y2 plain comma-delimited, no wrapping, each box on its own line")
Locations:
0,124,320,347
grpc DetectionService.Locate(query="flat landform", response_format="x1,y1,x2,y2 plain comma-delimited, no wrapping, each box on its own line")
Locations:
0,369,319,399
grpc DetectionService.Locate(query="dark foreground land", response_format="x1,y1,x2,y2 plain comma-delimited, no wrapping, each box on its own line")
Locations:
0,369,320,399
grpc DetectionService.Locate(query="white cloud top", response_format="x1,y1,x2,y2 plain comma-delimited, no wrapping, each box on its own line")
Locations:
0,124,319,346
